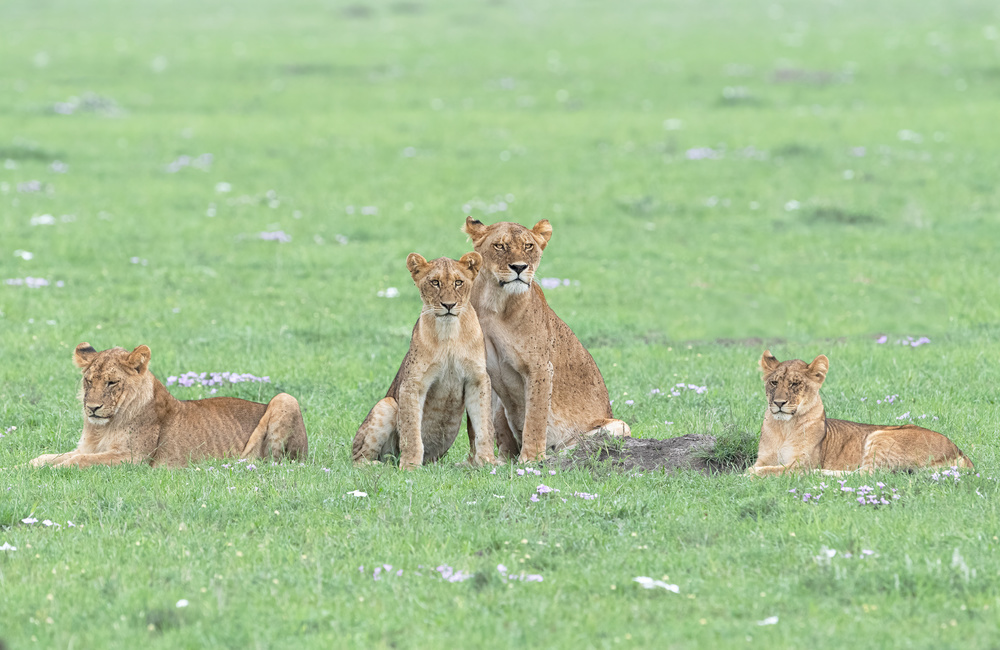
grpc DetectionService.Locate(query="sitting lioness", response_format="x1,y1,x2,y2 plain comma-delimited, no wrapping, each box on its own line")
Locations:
462,217,629,462
30,343,308,468
352,252,498,469
749,350,972,476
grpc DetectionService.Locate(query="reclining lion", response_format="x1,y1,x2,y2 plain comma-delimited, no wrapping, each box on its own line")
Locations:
749,350,972,476
463,217,629,462
30,343,308,468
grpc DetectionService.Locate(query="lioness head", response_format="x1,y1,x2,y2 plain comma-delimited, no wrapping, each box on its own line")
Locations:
73,343,154,426
406,252,482,318
462,217,552,295
759,350,829,420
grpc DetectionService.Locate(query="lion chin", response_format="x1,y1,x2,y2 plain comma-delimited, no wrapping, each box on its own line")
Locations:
502,279,531,294
771,411,793,421
87,416,111,426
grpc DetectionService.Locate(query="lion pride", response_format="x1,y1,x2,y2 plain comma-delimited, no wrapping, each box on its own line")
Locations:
29,343,308,468
749,350,972,476
463,217,629,462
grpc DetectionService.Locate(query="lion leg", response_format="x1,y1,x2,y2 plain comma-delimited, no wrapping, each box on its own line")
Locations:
54,451,144,468
860,431,908,473
351,397,398,466
493,400,520,461
28,450,75,467
463,380,500,467
244,393,308,461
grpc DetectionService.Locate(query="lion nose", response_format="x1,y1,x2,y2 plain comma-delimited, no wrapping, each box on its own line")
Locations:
86,404,102,415
441,302,456,312
772,399,787,409
509,263,528,275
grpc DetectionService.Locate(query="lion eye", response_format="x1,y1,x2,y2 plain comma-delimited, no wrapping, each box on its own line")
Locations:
768,380,778,388
455,280,463,287
430,279,440,287
493,243,505,251
524,243,533,251
107,380,118,387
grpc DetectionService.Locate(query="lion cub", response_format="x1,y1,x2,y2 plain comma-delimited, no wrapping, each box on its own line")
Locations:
352,252,498,469
30,343,308,469
749,350,972,476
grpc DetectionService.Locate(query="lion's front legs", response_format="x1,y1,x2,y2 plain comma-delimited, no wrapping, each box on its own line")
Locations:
463,377,499,467
518,365,553,463
30,452,79,468
396,386,425,470
54,451,146,469
242,393,309,461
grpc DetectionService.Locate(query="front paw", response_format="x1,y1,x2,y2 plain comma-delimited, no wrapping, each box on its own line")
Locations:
52,455,83,468
30,454,62,468
517,451,547,464
461,453,501,468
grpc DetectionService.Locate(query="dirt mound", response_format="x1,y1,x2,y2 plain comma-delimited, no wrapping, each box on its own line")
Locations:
554,433,730,473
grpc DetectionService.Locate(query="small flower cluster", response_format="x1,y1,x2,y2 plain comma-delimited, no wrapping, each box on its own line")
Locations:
0,542,17,552
814,547,877,564
21,517,77,528
686,147,722,160
5,277,64,288
876,335,930,347
1,425,15,438
529,483,560,502
376,287,399,298
165,153,213,173
930,467,963,483
371,564,404,580
789,480,900,506
498,564,543,582
671,383,708,396
52,92,124,116
259,231,291,243
17,180,44,193
167,372,270,388
633,576,679,592
538,278,577,290
462,196,512,215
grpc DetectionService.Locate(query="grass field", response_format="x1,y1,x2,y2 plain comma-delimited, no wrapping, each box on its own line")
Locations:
3,0,1000,647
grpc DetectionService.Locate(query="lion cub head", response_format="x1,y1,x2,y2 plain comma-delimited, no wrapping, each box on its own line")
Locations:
406,252,482,319
462,217,552,295
73,343,155,426
759,350,829,420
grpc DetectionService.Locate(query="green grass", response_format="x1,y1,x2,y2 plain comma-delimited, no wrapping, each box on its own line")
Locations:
2,0,1000,647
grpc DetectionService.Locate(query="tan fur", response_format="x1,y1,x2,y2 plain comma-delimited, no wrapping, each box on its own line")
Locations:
352,252,498,469
29,343,308,469
462,217,629,463
749,350,973,476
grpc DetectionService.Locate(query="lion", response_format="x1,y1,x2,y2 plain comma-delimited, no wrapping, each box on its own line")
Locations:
462,217,630,463
352,252,498,469
748,350,973,476
29,343,308,469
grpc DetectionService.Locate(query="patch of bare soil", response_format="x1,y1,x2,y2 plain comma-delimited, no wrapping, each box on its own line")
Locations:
554,434,732,474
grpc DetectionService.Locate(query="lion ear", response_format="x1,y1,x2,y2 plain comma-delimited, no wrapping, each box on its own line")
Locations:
74,343,99,369
759,350,780,374
128,345,151,374
463,217,490,247
531,219,552,250
406,253,429,277
808,355,829,383
459,251,482,280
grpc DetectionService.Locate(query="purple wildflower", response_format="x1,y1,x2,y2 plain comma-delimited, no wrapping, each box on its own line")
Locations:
259,230,292,243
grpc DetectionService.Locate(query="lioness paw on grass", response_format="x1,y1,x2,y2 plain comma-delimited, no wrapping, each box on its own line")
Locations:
748,350,972,477
29,343,308,469
352,252,498,469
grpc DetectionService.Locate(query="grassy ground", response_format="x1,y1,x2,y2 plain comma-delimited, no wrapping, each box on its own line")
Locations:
2,0,1000,647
